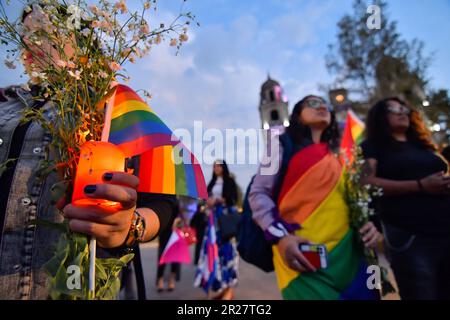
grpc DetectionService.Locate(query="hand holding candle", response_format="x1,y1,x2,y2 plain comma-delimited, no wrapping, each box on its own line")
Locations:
64,171,140,248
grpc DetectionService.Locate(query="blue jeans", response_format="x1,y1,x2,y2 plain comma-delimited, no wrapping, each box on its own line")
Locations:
383,222,450,300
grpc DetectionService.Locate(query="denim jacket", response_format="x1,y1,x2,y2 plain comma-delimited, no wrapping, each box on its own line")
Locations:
0,86,63,299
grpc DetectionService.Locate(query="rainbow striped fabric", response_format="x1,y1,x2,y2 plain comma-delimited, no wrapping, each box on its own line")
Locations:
105,84,207,199
340,110,365,164
273,143,378,300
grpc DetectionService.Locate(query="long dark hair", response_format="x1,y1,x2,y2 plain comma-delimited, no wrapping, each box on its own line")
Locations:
366,97,437,151
207,160,231,192
286,95,340,151
207,160,237,206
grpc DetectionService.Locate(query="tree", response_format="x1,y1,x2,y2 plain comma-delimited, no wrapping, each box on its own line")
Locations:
326,0,431,105
326,0,450,146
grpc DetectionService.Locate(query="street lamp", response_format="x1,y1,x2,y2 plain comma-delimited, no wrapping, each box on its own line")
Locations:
329,89,348,107
329,88,349,126
431,124,441,132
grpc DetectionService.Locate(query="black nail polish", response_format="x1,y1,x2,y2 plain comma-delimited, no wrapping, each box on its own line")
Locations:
84,185,97,194
103,172,113,181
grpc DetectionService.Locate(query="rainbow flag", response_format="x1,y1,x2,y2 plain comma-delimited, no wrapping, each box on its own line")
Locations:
273,143,378,300
103,84,207,199
340,110,365,165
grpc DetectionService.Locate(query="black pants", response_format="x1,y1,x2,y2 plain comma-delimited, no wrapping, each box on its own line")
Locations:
156,263,181,281
383,222,450,300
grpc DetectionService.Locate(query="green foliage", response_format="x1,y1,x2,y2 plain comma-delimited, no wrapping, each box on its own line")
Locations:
343,147,396,296
36,219,134,300
326,0,450,146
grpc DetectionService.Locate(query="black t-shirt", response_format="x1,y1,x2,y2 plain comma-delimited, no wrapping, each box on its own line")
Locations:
361,139,450,237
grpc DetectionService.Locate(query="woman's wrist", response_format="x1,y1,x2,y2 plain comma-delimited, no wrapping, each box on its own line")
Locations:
417,179,425,194
133,207,160,243
264,221,290,244
123,210,147,247
263,212,301,244
101,209,149,256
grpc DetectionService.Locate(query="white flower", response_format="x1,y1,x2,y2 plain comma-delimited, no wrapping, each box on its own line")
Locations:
68,69,82,80
133,47,142,58
92,20,101,28
81,28,90,37
121,48,131,58
114,1,127,14
89,5,100,15
21,83,31,91
142,46,150,56
179,33,189,42
101,20,111,30
108,61,121,71
140,23,149,35
169,38,177,46
56,60,67,68
31,71,47,80
98,70,108,79
67,4,81,30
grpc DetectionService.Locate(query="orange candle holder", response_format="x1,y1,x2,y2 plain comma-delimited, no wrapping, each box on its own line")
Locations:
72,141,126,207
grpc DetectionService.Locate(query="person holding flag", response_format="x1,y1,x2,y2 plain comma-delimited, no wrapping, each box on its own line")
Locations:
0,3,206,299
249,95,382,300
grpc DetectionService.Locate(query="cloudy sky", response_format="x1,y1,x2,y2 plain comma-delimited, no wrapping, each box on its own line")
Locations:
1,0,450,190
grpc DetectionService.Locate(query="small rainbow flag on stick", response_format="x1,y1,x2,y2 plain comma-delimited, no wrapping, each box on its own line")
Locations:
340,109,365,165
102,84,207,199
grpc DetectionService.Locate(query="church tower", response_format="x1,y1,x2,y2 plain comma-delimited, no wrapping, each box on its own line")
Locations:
259,75,289,130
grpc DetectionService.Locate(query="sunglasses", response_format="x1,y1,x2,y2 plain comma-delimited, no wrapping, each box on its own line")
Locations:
387,104,411,115
304,98,333,111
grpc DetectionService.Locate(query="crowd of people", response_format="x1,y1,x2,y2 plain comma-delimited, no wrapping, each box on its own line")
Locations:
150,94,450,301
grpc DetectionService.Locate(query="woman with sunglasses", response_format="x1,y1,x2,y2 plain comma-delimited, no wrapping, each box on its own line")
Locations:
361,97,450,300
249,95,381,300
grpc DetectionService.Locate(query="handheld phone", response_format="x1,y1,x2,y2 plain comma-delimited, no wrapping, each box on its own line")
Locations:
299,244,328,269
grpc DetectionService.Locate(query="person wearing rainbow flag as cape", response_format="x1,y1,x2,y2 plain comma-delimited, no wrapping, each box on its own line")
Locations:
249,95,382,300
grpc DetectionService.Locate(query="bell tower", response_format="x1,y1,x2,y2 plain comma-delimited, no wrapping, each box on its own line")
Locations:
259,75,289,130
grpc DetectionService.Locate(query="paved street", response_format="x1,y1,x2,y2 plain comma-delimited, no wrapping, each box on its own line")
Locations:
137,241,281,300
122,241,399,300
